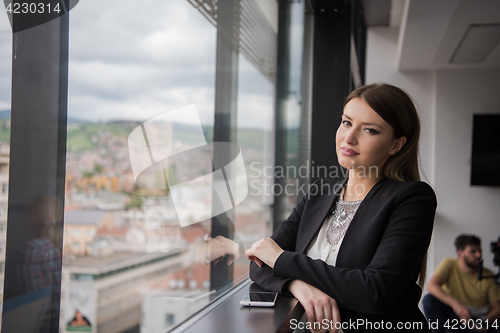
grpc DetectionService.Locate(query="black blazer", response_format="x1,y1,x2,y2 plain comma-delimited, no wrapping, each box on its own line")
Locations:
249,177,437,332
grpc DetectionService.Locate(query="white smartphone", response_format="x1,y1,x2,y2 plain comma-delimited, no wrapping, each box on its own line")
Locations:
239,292,278,307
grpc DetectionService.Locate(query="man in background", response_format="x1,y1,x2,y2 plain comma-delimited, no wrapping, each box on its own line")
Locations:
423,234,500,332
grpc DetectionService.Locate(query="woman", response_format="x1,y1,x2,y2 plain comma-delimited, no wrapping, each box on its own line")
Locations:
245,83,437,332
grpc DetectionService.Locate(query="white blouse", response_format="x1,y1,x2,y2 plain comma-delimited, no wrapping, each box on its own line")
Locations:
305,217,343,265
306,191,363,266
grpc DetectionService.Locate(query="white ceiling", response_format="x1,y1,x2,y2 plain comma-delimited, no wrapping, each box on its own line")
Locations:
396,0,500,71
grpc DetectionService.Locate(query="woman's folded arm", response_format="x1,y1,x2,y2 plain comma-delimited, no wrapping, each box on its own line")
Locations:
272,181,436,314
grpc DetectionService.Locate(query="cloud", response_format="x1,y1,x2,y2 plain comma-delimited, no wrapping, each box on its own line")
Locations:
68,86,215,125
0,0,278,131
237,92,274,131
66,0,218,124
69,0,216,66
236,55,276,131
0,5,11,33
0,11,11,106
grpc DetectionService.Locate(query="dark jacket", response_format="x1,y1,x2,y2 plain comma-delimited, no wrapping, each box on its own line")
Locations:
249,177,437,331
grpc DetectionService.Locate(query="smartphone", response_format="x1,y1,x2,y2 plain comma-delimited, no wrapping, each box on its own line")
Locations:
239,292,278,307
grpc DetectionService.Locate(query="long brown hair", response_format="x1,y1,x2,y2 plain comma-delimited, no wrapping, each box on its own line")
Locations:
344,83,427,288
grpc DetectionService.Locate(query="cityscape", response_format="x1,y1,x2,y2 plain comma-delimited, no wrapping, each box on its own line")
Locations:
0,116,275,333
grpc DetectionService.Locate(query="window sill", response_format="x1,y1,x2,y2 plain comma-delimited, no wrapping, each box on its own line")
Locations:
171,278,304,333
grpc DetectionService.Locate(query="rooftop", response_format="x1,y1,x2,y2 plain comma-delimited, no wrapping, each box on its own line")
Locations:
64,210,106,225
63,249,183,275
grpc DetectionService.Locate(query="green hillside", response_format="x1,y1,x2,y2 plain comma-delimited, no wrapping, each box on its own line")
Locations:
0,117,289,155
67,123,100,152
66,121,277,153
0,120,10,143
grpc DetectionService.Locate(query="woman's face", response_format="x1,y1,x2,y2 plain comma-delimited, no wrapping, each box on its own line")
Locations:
336,98,405,176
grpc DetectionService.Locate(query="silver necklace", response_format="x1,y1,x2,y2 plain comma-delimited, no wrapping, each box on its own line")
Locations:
325,196,362,246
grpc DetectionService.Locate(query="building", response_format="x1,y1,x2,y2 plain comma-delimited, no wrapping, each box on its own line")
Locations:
61,250,185,333
63,210,112,256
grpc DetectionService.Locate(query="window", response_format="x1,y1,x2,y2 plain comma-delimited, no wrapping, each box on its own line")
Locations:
0,0,326,332
58,0,279,330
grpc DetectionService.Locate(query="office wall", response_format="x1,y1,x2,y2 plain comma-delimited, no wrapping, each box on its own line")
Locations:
433,69,500,268
365,27,436,185
365,26,500,278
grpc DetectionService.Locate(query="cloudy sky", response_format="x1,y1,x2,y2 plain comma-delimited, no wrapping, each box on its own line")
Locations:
0,0,276,130
0,5,11,112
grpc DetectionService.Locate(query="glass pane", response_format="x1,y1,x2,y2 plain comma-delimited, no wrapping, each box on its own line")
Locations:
235,54,275,284
62,0,217,332
204,0,278,294
0,3,11,325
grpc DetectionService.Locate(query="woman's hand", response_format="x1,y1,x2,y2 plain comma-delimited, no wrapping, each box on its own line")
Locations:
245,238,284,268
288,279,341,333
